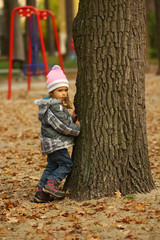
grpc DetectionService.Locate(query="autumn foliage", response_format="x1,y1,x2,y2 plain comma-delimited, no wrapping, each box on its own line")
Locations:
0,73,160,239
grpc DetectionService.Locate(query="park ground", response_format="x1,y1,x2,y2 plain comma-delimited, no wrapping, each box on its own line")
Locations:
0,71,160,240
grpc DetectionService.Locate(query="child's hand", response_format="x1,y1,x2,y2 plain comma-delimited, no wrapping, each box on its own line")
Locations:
72,109,77,122
75,120,80,127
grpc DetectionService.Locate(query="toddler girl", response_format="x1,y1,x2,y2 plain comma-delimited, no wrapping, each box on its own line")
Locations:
34,65,80,203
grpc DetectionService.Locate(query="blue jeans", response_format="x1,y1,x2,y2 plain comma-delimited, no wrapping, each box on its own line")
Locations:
39,148,73,188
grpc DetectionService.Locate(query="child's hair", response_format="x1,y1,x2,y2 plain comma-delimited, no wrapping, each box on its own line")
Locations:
49,91,72,109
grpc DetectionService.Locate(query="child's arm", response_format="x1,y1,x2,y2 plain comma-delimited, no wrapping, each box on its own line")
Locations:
47,104,80,136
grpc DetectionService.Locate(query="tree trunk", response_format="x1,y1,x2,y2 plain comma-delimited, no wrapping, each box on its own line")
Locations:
45,0,55,55
2,0,10,56
155,0,160,74
26,0,36,6
65,0,155,201
11,0,25,64
65,0,73,56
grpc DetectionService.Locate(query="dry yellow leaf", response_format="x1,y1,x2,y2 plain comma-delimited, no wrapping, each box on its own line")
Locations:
115,190,122,199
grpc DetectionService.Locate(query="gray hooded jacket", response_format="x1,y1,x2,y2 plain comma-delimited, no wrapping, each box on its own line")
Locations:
35,98,80,155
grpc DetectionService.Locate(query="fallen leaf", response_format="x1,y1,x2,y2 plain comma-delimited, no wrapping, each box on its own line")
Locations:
8,217,19,223
1,194,8,199
0,229,8,235
115,190,122,199
116,224,126,229
117,216,132,224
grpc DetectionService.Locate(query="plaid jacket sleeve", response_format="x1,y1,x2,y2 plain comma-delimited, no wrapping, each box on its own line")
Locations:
45,104,80,136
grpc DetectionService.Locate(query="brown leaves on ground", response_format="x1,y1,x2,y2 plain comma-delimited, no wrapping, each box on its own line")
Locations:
0,73,160,240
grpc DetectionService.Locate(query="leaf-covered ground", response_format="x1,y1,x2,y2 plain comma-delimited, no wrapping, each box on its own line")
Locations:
0,72,160,240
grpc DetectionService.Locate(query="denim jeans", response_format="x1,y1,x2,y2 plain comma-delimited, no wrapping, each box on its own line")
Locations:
39,148,73,188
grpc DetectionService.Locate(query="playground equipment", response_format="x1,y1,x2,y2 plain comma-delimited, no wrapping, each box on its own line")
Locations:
8,6,64,100
22,14,46,78
8,6,48,100
38,9,64,71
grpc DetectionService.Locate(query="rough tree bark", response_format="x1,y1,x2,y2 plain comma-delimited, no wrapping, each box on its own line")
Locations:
155,0,160,74
65,0,155,201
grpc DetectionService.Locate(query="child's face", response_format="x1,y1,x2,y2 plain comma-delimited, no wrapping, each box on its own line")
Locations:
53,87,68,101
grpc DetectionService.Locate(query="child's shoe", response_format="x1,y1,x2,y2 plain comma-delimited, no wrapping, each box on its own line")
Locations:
33,188,50,203
43,179,65,199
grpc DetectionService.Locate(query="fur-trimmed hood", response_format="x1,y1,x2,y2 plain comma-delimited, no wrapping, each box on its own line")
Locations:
35,98,60,121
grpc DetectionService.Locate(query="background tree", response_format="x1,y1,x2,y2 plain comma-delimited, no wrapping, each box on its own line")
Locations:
146,0,158,61
2,0,25,65
2,0,10,56
11,0,25,67
155,0,160,74
65,0,155,201
65,0,73,56
45,0,55,55
26,0,36,7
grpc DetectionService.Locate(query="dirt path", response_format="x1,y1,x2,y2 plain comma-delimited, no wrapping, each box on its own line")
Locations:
0,73,159,240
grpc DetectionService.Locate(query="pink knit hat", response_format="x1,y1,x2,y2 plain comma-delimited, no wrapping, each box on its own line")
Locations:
46,65,69,92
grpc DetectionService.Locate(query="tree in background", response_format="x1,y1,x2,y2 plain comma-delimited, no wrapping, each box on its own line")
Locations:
2,0,10,56
37,0,59,56
2,0,25,65
146,0,158,61
0,0,36,58
12,0,25,67
65,0,73,56
44,0,55,55
26,0,36,7
65,0,155,201
155,0,160,74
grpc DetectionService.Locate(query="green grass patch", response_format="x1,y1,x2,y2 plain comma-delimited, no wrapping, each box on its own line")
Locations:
47,56,77,68
0,60,9,69
89,225,103,232
147,56,158,65
123,194,135,200
0,57,77,69
0,56,77,76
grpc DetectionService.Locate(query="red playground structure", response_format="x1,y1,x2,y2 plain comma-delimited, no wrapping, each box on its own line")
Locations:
38,9,64,71
8,6,63,100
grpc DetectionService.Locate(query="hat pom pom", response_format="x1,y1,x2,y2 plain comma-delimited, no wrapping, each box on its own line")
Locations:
52,65,61,71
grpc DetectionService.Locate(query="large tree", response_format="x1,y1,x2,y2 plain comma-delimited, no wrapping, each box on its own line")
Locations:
65,0,155,201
